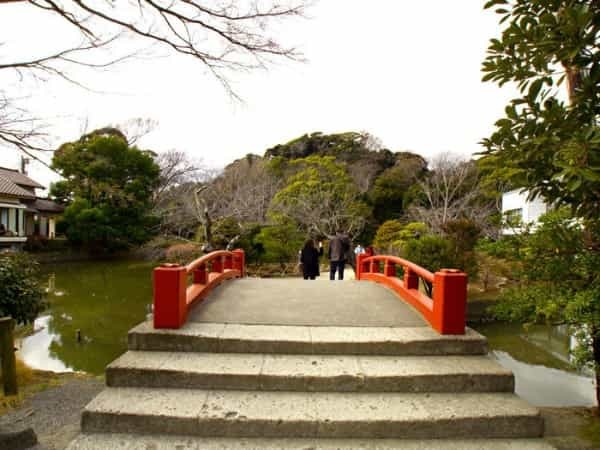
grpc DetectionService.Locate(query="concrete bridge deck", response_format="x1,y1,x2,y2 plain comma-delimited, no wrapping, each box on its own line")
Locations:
189,278,427,327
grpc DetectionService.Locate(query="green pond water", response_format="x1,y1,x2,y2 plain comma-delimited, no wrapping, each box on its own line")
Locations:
18,259,154,375
16,259,595,406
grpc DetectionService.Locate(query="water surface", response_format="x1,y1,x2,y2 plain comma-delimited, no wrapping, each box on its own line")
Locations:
473,322,595,407
18,259,153,374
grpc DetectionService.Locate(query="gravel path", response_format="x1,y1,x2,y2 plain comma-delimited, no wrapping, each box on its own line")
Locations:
0,376,104,450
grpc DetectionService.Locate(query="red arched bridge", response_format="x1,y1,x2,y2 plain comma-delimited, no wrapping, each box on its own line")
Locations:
153,249,467,335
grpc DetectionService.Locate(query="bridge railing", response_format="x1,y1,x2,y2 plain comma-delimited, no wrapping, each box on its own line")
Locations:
356,253,467,334
153,249,245,329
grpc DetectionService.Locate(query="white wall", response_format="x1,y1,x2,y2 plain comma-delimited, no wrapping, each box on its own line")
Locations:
501,189,549,234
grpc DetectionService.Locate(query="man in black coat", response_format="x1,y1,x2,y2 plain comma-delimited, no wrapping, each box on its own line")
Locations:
328,231,350,280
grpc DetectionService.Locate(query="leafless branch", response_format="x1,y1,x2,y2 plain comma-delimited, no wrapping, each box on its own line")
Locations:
407,152,497,236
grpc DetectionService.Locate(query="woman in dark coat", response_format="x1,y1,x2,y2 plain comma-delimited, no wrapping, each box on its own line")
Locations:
300,239,323,280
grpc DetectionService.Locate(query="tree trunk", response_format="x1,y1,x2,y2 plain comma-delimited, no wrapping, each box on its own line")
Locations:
593,332,600,411
564,64,582,105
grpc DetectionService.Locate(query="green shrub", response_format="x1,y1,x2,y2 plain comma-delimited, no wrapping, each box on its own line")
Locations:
0,253,46,324
254,222,304,265
372,220,403,252
401,235,455,273
442,219,481,277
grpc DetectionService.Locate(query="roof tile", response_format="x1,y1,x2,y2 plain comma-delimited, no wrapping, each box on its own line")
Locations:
0,176,36,199
0,167,45,189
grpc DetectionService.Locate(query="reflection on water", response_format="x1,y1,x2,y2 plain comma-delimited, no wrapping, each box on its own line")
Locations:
492,350,595,407
18,315,72,372
19,259,154,375
474,322,595,407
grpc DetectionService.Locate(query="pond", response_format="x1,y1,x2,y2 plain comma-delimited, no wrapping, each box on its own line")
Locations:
16,259,595,407
18,259,154,375
473,322,595,407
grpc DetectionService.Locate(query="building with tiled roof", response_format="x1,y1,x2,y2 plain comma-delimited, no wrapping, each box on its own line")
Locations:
0,166,64,248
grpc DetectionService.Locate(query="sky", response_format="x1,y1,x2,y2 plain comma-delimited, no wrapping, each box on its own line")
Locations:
0,1,520,191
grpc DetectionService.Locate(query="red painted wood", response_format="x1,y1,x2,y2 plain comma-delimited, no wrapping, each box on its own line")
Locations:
357,255,467,335
432,269,468,334
153,264,187,329
154,250,245,329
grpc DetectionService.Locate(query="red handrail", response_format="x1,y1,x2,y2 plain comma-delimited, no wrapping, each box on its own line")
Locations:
356,253,467,335
153,249,245,329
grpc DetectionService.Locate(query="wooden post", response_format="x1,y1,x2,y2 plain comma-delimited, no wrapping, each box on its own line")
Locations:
432,269,468,334
212,257,223,274
0,317,17,396
403,268,419,290
356,253,366,279
153,264,188,329
370,259,379,274
384,260,396,277
193,264,207,285
232,249,245,277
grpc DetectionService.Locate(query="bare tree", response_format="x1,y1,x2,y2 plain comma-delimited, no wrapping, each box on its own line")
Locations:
152,150,215,237
0,93,52,166
0,0,309,157
407,152,496,235
348,160,382,194
114,118,159,146
203,155,281,225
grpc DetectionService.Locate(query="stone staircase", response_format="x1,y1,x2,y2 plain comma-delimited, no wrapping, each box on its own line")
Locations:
67,321,553,449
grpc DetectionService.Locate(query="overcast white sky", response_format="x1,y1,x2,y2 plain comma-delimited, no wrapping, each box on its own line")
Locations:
1,1,519,191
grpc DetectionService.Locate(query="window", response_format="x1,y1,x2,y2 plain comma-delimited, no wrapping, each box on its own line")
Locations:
0,208,7,227
504,208,523,227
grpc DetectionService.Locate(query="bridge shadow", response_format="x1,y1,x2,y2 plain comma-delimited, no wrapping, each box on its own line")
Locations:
188,278,427,328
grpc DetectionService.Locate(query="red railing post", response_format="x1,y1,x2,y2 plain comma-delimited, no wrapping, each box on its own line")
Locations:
370,258,379,273
403,267,419,290
224,254,233,270
232,249,245,277
356,253,367,279
212,256,223,273
384,260,396,277
432,269,467,334
153,264,187,329
193,263,207,284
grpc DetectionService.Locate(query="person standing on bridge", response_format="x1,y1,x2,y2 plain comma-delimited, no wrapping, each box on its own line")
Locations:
328,231,350,280
300,239,323,280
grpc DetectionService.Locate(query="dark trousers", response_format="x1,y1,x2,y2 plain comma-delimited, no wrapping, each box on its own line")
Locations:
330,260,345,280
303,275,316,280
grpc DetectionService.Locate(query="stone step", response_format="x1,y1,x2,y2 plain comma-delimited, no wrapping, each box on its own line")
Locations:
67,433,556,450
106,351,514,393
81,388,543,439
128,321,487,356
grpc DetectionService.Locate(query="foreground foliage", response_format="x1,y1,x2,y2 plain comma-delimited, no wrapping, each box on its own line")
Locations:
481,0,600,404
0,253,45,324
488,211,600,395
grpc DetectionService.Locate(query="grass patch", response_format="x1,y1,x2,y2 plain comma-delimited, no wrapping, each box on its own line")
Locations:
580,409,600,446
0,358,66,415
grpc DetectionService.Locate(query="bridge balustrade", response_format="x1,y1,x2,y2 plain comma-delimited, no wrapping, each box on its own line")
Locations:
153,249,245,329
356,253,467,334
152,247,466,334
